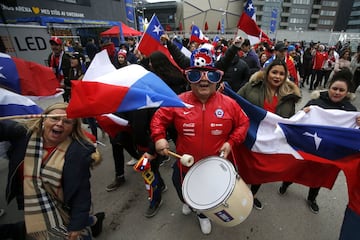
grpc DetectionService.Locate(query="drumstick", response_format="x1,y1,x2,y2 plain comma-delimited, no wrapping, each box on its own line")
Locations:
168,150,182,159
168,150,194,167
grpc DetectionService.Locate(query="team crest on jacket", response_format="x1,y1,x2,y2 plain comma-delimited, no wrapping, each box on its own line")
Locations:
214,108,224,118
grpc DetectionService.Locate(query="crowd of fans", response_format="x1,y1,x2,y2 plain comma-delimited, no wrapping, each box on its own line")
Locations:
1,33,360,239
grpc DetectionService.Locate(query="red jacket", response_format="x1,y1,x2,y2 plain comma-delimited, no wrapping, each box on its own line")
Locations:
313,50,328,70
151,91,249,172
286,56,299,85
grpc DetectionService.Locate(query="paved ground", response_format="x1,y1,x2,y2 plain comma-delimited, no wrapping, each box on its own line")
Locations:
1,85,359,240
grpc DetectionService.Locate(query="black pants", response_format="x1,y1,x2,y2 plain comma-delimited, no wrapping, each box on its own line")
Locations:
282,181,320,201
110,131,140,177
310,69,324,90
84,117,99,140
303,66,312,85
0,221,26,240
323,70,332,88
172,161,186,203
148,156,165,207
351,70,360,93
251,184,261,196
63,87,70,102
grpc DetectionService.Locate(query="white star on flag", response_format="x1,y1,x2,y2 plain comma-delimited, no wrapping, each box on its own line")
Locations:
139,95,163,109
0,66,6,79
153,25,162,35
303,132,322,150
247,3,254,11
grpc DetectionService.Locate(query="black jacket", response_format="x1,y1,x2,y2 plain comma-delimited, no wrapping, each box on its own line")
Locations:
305,91,357,111
47,51,71,83
220,47,250,92
1,120,95,232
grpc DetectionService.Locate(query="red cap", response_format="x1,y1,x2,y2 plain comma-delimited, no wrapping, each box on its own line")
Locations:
49,37,62,45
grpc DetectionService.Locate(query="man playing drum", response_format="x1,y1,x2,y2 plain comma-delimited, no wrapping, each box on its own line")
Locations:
150,47,250,235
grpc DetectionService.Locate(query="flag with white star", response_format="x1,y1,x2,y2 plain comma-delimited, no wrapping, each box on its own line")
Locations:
280,123,360,160
224,84,360,191
190,25,209,44
237,0,270,45
137,15,180,69
0,52,60,97
66,50,189,118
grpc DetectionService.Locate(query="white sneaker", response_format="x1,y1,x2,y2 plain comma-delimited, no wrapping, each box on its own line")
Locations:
197,216,211,234
126,158,138,166
182,204,192,215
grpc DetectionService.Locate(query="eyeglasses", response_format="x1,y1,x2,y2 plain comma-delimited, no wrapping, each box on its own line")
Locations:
47,116,75,126
184,69,224,84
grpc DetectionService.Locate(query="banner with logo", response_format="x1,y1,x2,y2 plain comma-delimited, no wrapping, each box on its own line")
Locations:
125,0,135,23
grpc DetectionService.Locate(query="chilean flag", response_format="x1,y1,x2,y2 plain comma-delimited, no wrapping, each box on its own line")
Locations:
96,113,130,138
212,35,220,47
0,53,61,98
66,50,190,118
190,24,209,44
173,39,192,58
137,15,180,69
224,85,360,215
0,88,43,117
237,0,270,45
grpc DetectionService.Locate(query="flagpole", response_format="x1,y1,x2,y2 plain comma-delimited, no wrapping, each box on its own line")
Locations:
0,113,67,121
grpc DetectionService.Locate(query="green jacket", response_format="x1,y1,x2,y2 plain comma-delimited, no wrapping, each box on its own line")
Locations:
237,71,301,118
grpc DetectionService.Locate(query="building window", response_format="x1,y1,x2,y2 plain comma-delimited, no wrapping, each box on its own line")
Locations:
291,8,309,14
320,10,336,16
318,19,334,25
289,18,306,24
322,1,338,7
292,0,310,4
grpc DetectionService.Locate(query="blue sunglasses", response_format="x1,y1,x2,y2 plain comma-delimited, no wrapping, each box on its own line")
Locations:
184,69,224,83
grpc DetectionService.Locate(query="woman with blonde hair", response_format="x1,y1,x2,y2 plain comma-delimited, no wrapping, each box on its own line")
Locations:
0,102,104,240
327,49,351,89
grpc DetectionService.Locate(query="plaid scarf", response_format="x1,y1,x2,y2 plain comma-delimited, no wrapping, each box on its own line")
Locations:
23,132,71,240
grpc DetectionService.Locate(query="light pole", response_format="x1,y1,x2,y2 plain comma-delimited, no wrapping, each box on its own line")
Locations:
136,7,145,31
222,10,226,34
134,1,146,31
132,0,138,31
142,7,146,20
219,8,226,34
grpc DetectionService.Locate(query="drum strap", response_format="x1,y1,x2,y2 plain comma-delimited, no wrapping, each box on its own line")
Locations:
220,150,239,173
179,161,184,184
230,150,240,176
